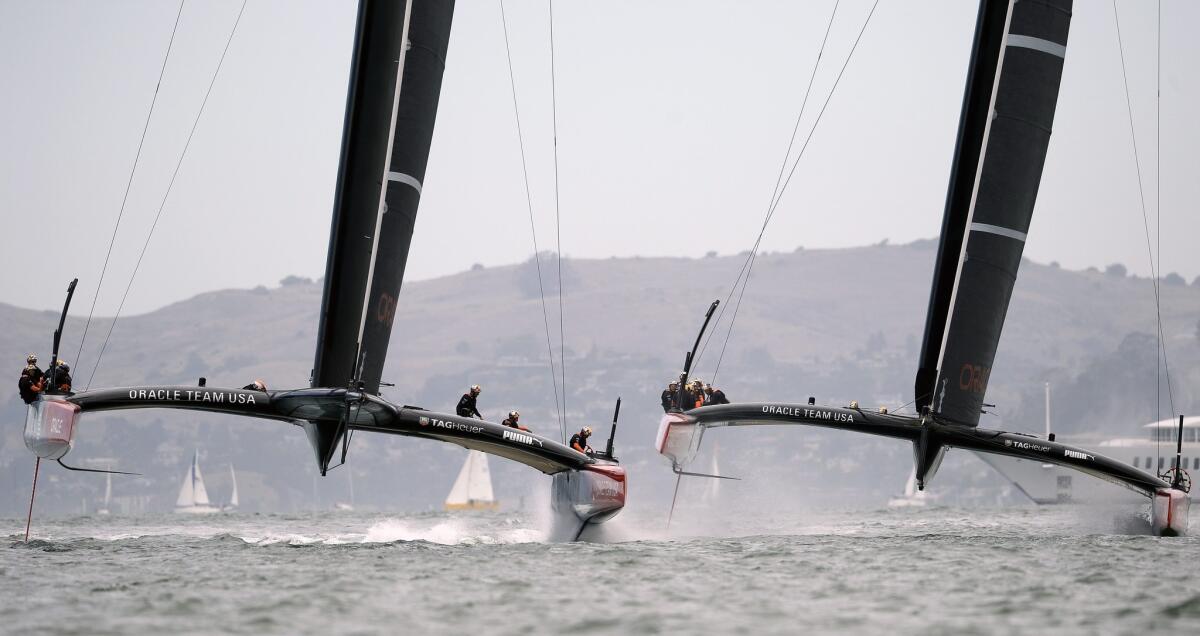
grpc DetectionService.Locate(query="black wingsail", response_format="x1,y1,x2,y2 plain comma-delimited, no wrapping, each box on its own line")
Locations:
309,0,455,471
313,0,455,394
915,0,1072,426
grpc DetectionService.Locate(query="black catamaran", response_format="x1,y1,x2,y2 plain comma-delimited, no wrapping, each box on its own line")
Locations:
22,0,624,538
657,0,1190,536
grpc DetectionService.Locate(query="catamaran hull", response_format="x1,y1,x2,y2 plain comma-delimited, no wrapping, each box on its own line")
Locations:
657,412,702,469
551,463,626,526
1151,489,1189,536
24,398,80,460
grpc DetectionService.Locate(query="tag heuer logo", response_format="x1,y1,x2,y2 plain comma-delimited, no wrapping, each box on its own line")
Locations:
419,416,430,426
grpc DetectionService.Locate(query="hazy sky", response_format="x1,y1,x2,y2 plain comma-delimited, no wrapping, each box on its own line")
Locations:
3,0,1197,316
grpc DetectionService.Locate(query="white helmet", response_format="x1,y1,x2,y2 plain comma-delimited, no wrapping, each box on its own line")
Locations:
470,384,481,394
508,410,519,419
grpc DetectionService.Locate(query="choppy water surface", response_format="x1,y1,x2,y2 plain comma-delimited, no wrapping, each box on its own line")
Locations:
4,506,1199,635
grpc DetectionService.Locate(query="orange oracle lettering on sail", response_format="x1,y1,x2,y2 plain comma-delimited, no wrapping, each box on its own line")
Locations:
376,292,397,326
958,363,989,394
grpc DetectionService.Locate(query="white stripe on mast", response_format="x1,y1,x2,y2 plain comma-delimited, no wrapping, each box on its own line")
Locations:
933,0,1017,409
355,0,416,373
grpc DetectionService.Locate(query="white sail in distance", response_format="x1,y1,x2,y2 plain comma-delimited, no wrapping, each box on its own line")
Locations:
175,450,218,513
227,464,239,510
444,450,497,510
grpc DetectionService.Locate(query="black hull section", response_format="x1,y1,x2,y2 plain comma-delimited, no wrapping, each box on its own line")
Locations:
660,402,1170,499
47,385,594,475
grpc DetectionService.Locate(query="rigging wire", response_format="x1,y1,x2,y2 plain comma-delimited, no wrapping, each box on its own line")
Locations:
1112,0,1175,465
708,0,881,386
499,0,564,438
86,0,249,389
549,0,567,440
74,0,187,372
692,0,842,373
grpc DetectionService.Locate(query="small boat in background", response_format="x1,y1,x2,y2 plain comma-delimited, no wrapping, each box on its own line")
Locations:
175,450,220,514
97,471,112,515
221,464,239,512
445,450,498,511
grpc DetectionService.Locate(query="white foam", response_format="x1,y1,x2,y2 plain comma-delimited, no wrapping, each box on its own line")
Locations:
362,518,543,545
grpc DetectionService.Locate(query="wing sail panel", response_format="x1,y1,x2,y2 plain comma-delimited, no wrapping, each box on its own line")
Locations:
313,0,456,395
916,0,1073,425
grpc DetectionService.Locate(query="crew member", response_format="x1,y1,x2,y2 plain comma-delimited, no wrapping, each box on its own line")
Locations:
680,381,696,411
502,410,530,432
689,380,706,410
704,384,729,406
457,384,483,419
49,359,72,393
661,381,679,412
569,426,593,456
242,379,267,391
18,354,44,404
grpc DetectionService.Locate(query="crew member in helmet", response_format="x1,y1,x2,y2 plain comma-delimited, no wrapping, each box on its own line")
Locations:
242,379,267,391
18,354,44,404
48,359,72,393
457,384,483,419
704,384,729,406
661,381,679,413
680,381,696,411
569,426,593,456
501,410,530,432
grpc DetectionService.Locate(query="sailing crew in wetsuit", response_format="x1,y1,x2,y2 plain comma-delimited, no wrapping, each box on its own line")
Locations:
569,426,593,456
457,385,483,419
704,384,729,406
661,381,679,412
242,379,267,391
18,354,44,404
502,410,530,432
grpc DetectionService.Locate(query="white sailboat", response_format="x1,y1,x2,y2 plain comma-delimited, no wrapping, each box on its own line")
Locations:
175,450,220,514
97,471,112,515
444,450,498,511
222,464,239,512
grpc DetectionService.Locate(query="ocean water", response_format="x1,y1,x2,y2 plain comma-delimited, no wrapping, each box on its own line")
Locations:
4,506,1199,635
